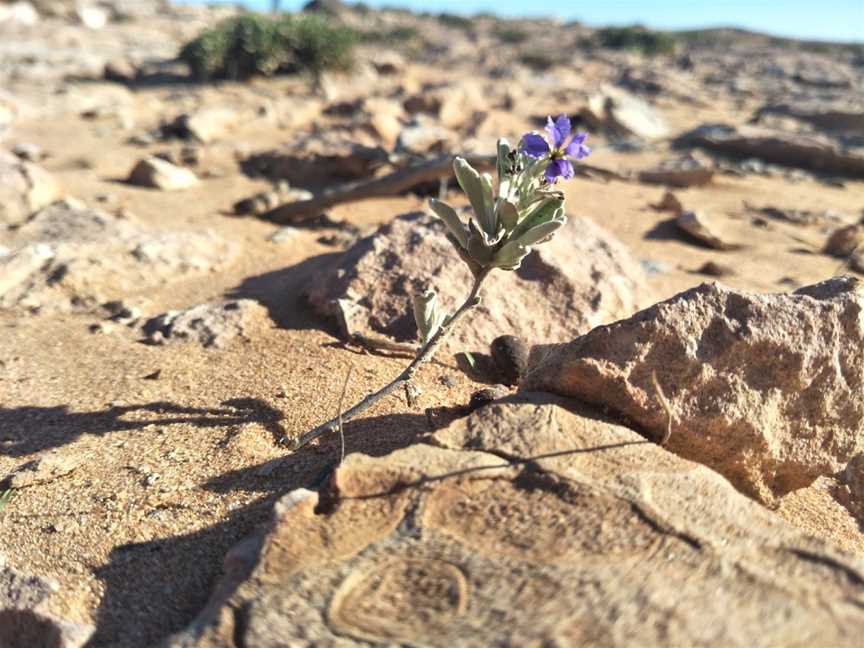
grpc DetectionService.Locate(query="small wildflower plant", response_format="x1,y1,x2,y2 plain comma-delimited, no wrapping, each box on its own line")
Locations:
294,115,590,451
417,114,590,341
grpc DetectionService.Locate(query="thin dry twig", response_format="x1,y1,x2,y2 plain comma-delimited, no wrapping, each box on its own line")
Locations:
258,155,624,224
336,365,354,466
651,371,674,446
290,269,490,451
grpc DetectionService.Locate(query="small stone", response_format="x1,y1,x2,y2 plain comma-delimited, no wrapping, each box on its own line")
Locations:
9,451,84,488
467,386,510,412
696,261,735,277
127,157,199,191
676,211,739,251
11,142,44,162
825,224,864,258
268,226,300,243
490,335,529,386
653,190,683,214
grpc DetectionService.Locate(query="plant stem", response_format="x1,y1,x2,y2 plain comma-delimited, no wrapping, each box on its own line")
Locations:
290,269,490,452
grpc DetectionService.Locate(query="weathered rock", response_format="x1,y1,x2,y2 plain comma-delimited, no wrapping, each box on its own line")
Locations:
674,124,864,178
167,107,239,144
0,562,94,648
242,141,388,188
142,300,271,348
0,151,61,225
306,211,651,350
0,201,237,312
396,115,455,154
825,224,864,258
755,102,864,136
581,87,670,140
7,450,84,488
523,277,864,502
639,153,714,187
676,211,739,250
127,156,198,190
169,395,864,647
842,453,864,520
652,190,683,214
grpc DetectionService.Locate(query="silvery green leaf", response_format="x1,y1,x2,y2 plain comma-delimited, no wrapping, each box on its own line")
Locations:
496,138,513,199
467,218,495,265
480,172,497,234
493,240,530,270
512,218,566,247
510,198,564,242
412,290,444,344
453,157,489,233
429,198,468,248
497,199,519,233
447,232,484,277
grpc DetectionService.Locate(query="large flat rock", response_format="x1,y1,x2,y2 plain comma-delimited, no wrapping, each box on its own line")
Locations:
169,395,864,647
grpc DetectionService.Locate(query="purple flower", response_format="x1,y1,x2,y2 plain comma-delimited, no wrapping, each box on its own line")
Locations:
520,114,591,183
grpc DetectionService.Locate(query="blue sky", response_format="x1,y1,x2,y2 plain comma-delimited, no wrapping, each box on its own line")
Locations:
182,0,864,42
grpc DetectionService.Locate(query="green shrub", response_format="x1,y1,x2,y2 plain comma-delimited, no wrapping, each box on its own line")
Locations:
492,24,529,44
519,50,556,71
596,26,677,56
437,12,473,31
179,14,357,81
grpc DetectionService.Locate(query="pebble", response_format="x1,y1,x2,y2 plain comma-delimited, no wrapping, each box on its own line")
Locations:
490,335,529,386
467,386,510,412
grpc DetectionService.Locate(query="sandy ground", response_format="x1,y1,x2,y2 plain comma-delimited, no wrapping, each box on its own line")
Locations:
1,26,864,646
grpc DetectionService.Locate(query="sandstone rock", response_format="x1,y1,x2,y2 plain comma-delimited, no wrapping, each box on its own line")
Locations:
653,190,683,214
127,156,198,190
0,563,93,648
674,124,864,178
0,151,61,225
168,107,239,144
581,87,670,140
169,396,864,647
306,211,651,350
755,102,864,136
675,211,739,250
523,277,864,502
0,201,237,312
242,141,388,188
142,300,270,348
825,224,864,258
639,153,714,187
842,453,864,520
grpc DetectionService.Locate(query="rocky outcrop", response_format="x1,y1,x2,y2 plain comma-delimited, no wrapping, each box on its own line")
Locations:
307,211,651,350
0,151,60,225
168,395,864,647
674,124,864,178
523,277,864,502
0,200,237,312
142,300,272,348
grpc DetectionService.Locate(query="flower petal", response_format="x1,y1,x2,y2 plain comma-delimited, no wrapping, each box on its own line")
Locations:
565,132,591,160
520,132,550,158
544,158,575,183
545,114,571,148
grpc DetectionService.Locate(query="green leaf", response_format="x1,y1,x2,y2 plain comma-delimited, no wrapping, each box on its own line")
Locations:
496,199,520,232
412,290,444,344
429,199,468,248
453,157,490,233
510,199,564,242
466,218,495,265
513,218,566,247
480,173,497,234
493,239,530,270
